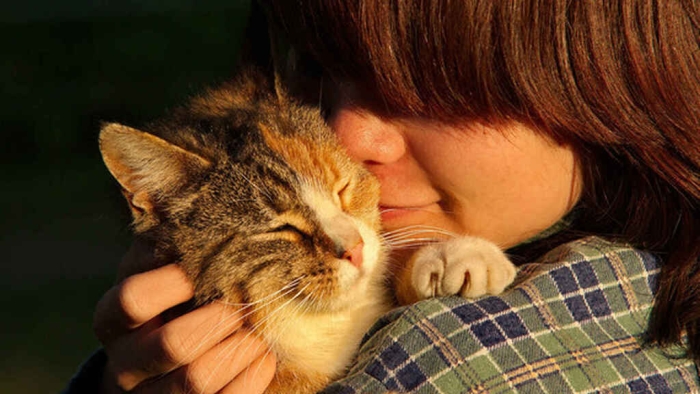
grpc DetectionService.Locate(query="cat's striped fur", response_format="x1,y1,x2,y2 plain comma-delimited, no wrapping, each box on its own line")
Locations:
100,69,390,393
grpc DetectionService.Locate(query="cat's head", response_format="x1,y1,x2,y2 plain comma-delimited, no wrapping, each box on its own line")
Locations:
99,88,384,316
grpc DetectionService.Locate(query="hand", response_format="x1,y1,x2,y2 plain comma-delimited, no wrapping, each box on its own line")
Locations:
93,241,276,393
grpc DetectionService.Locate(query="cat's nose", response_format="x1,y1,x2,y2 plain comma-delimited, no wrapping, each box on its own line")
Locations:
341,241,364,269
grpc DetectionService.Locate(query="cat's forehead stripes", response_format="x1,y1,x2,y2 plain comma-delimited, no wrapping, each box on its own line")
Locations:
257,121,347,193
216,144,299,219
249,159,298,205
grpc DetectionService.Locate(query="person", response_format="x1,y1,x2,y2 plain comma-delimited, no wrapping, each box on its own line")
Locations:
65,0,699,393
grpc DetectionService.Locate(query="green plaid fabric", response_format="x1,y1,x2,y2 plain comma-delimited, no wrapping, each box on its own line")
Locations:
321,236,699,393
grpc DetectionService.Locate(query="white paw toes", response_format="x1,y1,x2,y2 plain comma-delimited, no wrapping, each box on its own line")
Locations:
410,245,446,300
410,236,517,300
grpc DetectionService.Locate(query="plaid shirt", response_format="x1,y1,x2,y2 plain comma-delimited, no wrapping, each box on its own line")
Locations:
321,236,699,393
65,236,699,393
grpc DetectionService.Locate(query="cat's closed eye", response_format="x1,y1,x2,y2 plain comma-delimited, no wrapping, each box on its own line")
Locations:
265,213,315,242
270,223,310,239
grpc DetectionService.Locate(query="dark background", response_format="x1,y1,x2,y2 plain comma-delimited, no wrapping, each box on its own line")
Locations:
2,2,250,392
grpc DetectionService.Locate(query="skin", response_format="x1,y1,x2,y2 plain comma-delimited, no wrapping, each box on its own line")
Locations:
329,85,583,306
94,86,582,394
329,105,582,249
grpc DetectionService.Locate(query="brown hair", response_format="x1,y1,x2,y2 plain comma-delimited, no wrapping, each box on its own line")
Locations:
258,0,700,361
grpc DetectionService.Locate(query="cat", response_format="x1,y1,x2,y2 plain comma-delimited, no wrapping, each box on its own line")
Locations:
99,68,516,393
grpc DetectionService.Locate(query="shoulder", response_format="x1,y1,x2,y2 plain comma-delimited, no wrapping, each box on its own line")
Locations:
322,237,700,393
516,235,661,318
527,235,660,278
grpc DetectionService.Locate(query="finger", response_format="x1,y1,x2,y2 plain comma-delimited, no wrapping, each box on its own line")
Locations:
94,264,194,343
131,330,272,394
109,302,245,390
220,352,277,394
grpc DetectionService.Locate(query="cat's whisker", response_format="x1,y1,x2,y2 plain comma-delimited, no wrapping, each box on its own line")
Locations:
216,283,311,363
384,235,442,243
389,242,438,250
174,305,242,370
258,281,319,350
384,237,443,247
212,322,285,384
382,233,445,244
382,229,459,249
263,287,314,351
189,296,255,394
172,292,287,392
220,280,301,325
379,207,439,214
258,288,318,378
251,345,277,385
214,276,304,307
252,282,311,334
383,228,457,239
206,275,305,338
384,236,450,249
198,318,271,394
227,286,302,346
181,279,303,382
147,299,256,394
241,278,308,330
382,229,437,238
378,206,459,216
382,223,457,233
388,242,438,250
382,225,459,239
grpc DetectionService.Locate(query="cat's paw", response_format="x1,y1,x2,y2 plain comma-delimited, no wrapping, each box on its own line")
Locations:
407,236,516,300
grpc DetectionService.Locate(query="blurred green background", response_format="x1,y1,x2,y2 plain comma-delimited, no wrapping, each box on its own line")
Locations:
1,2,250,392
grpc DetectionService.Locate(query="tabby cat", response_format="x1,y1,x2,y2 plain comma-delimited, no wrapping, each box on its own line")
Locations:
99,68,516,393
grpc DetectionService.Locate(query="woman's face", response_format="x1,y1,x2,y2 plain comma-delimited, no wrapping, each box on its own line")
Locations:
328,89,582,250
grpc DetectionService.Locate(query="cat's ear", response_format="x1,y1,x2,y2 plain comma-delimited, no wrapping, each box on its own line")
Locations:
99,123,211,219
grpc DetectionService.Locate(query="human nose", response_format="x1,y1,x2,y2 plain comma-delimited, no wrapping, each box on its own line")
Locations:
329,106,406,165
